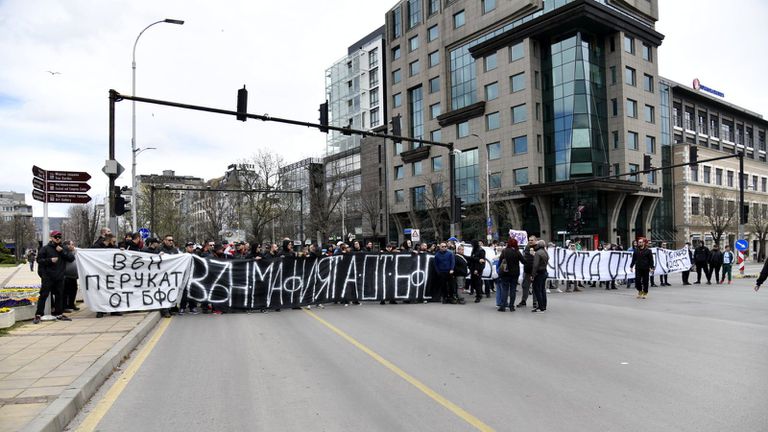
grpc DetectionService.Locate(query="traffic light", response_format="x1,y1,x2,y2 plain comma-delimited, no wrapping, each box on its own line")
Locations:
453,196,466,222
236,86,248,121
319,101,329,133
121,186,132,215
689,145,698,167
391,115,402,143
114,186,127,216
643,154,652,171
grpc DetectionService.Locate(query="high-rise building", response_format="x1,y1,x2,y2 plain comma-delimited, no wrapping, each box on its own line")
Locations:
385,0,663,246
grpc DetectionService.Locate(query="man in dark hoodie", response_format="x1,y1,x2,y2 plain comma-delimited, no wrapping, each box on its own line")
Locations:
34,231,75,323
694,242,711,284
630,237,655,299
433,242,456,304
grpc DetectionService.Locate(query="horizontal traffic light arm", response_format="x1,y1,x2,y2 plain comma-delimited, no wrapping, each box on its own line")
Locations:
572,153,741,185
111,90,453,150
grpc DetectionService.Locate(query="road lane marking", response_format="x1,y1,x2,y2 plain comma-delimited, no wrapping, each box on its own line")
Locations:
304,309,495,432
76,317,173,432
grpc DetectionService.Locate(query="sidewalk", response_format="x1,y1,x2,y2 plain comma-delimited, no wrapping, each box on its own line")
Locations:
0,265,161,432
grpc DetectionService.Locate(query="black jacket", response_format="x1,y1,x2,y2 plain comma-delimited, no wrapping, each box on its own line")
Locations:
709,250,723,266
454,254,469,277
37,241,75,281
499,247,524,278
470,247,486,274
630,247,655,271
694,246,710,263
757,259,768,287
523,246,534,274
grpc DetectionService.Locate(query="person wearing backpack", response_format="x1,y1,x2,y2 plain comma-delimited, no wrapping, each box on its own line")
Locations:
497,238,524,312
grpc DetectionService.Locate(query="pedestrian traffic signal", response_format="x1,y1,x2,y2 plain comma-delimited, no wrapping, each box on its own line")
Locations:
643,154,652,171
114,186,127,216
319,102,329,133
236,86,248,122
689,145,698,167
391,115,402,143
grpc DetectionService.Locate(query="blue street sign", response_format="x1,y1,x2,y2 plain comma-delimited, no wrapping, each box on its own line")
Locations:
139,228,150,240
735,239,749,252
404,228,412,235
487,217,492,227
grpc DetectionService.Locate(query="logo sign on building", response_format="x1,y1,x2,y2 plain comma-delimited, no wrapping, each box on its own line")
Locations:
692,78,725,98
735,239,749,252
32,165,92,204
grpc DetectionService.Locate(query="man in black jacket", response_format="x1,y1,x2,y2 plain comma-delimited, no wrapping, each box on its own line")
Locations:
630,238,655,299
35,230,75,323
681,242,694,285
694,242,711,284
517,236,537,308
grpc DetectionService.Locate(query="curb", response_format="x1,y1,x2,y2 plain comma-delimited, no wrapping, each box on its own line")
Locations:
20,311,162,432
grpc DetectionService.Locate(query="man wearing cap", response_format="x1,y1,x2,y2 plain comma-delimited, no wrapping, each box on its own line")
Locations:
34,231,75,323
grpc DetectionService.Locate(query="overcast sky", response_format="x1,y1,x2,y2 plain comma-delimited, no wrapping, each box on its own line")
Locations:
1,0,766,218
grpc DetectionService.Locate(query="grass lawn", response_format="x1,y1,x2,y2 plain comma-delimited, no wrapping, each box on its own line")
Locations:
0,264,20,267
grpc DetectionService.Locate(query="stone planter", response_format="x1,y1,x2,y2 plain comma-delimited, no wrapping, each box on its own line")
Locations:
14,305,36,321
0,308,15,329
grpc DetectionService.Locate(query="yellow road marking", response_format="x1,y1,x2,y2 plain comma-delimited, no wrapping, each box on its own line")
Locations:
304,309,495,432
76,317,172,432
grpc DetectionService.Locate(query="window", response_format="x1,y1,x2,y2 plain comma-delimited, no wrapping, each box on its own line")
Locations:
643,75,654,93
513,135,528,154
393,92,402,107
489,172,502,189
457,121,469,138
428,0,439,15
395,189,405,203
613,131,619,149
713,168,723,185
624,35,635,54
369,69,379,88
428,51,440,68
690,166,699,182
395,165,404,180
392,69,401,84
485,82,499,100
392,8,402,38
514,168,529,185
691,196,700,215
409,60,420,76
629,163,639,182
427,25,439,42
611,98,618,116
430,129,441,142
432,155,443,171
703,198,712,216
763,177,767,193
487,142,501,160
412,186,426,210
412,161,423,176
486,112,500,130
370,90,379,107
432,182,443,198
613,163,621,176
484,53,497,71
392,46,401,60
371,108,380,127
753,175,759,191
430,102,440,119
409,86,423,139
408,0,422,29
511,104,527,124
409,35,419,52
644,105,655,123
642,43,652,62
703,166,711,184
626,99,637,118
453,10,465,28
648,169,657,185
610,66,617,85
482,0,496,14
510,72,525,92
646,136,656,154
429,76,440,93
509,42,524,61
627,131,639,150
625,67,636,86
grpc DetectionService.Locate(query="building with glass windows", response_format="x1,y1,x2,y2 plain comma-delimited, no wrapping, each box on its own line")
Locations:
384,0,663,247
657,78,768,256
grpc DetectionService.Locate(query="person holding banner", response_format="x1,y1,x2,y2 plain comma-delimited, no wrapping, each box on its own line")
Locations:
630,238,655,299
682,242,694,285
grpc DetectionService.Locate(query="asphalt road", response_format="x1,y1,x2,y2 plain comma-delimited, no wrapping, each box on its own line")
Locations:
71,275,768,432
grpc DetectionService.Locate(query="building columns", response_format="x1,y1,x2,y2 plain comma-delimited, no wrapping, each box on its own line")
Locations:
607,192,628,245
531,196,551,240
642,197,660,241
625,195,645,241
502,199,526,230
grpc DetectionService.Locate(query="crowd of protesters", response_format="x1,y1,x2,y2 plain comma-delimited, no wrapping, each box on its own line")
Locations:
35,225,749,321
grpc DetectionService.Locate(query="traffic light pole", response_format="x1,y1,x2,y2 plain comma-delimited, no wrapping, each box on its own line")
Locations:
108,90,118,234
738,151,745,274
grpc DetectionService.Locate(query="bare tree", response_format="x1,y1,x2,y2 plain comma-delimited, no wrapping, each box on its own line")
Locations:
61,202,101,247
234,150,289,243
360,192,382,238
422,174,450,241
196,179,237,241
750,204,768,262
0,215,36,259
309,164,351,244
701,189,737,246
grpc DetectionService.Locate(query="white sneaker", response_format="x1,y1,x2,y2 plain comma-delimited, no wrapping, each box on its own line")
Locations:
556,288,564,293
546,289,551,293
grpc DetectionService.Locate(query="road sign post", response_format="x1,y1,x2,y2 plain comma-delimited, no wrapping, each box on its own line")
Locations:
32,166,92,236
735,239,749,276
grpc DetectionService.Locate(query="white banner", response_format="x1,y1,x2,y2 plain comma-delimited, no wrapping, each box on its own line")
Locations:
75,249,193,312
546,247,692,281
508,230,528,245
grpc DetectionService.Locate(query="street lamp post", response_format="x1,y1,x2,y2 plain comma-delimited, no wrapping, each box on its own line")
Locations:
131,18,184,231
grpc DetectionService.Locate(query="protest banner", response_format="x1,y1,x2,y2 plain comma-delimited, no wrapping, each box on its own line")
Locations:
547,247,692,282
75,249,193,312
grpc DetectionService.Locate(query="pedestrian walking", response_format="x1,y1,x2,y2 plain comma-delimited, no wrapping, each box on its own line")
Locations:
630,238,655,299
34,231,75,323
27,248,37,272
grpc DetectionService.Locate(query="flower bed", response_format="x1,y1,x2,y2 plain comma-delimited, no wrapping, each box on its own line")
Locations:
0,288,39,308
0,307,15,328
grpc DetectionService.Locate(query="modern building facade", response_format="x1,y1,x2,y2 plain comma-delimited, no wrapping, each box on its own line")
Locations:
384,0,663,247
324,27,387,241
658,78,768,257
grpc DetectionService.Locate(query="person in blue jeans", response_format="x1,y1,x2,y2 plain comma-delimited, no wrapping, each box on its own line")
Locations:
497,238,525,311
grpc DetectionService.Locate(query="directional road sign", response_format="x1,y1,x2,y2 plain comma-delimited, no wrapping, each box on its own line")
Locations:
44,192,92,204
32,177,46,191
32,165,46,180
32,189,46,202
46,170,91,182
735,239,749,252
138,228,150,240
44,182,91,193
